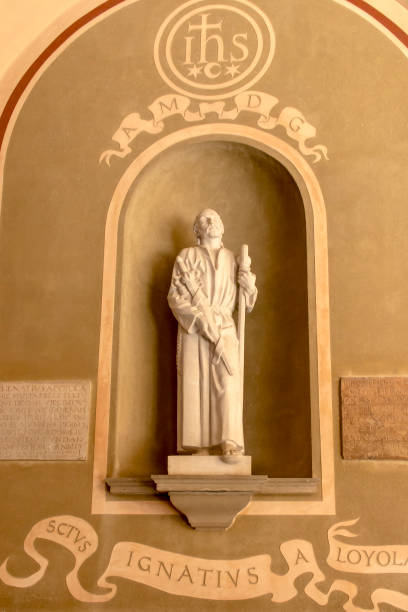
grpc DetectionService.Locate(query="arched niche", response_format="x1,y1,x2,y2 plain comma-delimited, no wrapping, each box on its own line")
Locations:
112,140,310,478
92,124,334,515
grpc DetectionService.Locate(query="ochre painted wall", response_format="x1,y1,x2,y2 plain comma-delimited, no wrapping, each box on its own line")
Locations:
0,1,408,610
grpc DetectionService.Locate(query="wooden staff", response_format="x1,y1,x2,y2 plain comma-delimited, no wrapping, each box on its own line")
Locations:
238,244,250,402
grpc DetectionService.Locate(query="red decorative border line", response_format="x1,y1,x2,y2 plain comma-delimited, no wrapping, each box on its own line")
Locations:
349,0,408,45
0,0,407,151
0,0,124,150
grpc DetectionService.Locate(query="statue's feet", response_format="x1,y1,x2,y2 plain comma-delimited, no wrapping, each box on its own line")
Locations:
220,440,244,464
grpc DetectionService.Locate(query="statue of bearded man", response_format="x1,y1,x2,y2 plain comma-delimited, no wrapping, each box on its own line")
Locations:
168,209,257,458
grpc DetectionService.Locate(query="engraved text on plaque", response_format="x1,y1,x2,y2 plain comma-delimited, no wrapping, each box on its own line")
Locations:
341,377,408,460
0,381,91,460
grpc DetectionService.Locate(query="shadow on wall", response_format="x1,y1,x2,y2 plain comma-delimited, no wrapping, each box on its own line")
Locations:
148,223,188,462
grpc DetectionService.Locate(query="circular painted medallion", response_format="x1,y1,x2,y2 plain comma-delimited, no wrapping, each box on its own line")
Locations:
154,0,275,100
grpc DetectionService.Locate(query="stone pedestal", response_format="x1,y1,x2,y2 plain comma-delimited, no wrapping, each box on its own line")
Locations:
168,455,251,475
152,455,268,530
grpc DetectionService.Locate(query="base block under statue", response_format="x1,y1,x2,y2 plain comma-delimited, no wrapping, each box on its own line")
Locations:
168,455,252,475
152,455,268,530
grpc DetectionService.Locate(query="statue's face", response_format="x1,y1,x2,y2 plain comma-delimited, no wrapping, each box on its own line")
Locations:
197,210,224,240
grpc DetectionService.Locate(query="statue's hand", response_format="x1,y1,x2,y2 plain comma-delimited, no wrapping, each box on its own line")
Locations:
238,269,256,295
196,316,213,341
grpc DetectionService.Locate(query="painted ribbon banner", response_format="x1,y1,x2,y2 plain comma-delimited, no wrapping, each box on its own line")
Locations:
2,516,408,610
99,91,329,166
328,518,408,574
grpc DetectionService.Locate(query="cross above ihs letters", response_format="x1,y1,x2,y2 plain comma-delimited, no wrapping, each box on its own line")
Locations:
184,13,248,80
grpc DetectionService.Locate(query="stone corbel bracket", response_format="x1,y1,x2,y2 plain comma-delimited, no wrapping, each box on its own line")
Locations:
153,475,265,530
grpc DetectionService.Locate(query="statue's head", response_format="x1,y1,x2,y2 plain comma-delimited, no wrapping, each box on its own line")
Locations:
193,209,224,244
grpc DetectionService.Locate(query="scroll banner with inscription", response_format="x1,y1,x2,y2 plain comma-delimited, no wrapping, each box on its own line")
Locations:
2,517,408,609
328,518,408,575
99,91,329,167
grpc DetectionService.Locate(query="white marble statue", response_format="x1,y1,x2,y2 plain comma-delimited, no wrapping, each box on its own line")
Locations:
168,209,257,459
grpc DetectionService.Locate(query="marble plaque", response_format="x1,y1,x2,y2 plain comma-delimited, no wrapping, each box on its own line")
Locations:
0,381,91,460
341,377,408,460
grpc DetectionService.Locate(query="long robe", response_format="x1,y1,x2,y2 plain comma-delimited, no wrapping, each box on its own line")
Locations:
168,245,256,452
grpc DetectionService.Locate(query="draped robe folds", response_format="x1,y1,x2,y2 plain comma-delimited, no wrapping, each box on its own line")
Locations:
168,246,257,452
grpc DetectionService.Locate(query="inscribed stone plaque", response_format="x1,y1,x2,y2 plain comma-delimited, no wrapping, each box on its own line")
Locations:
341,377,408,460
0,381,91,460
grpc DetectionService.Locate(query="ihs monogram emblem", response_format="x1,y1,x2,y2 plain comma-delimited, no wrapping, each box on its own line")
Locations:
154,0,275,99
100,0,328,166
